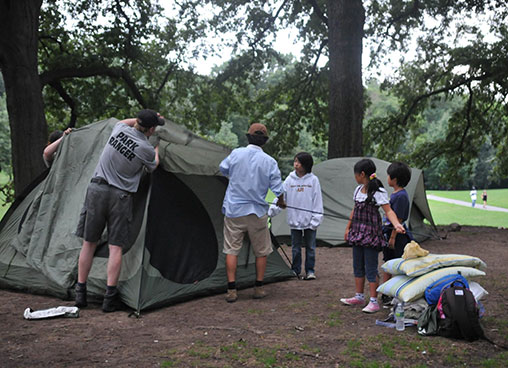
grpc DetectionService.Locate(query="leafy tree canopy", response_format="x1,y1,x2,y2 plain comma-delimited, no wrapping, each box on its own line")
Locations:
3,0,508,195
38,0,208,131
176,1,329,158
207,121,238,148
366,0,508,184
178,0,508,183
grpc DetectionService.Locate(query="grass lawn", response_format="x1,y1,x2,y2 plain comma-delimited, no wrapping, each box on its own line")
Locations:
0,171,11,220
427,188,508,227
427,199,508,228
427,188,508,209
272,188,508,227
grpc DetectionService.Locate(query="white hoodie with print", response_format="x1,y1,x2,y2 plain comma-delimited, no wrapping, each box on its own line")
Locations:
269,171,323,230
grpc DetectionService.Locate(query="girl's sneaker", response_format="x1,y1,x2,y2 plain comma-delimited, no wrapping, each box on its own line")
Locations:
362,301,380,313
340,296,365,306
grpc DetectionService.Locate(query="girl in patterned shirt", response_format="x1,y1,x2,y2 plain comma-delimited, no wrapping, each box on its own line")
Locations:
340,158,405,313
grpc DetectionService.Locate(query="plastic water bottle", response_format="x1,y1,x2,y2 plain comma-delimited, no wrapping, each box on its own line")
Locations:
395,301,405,331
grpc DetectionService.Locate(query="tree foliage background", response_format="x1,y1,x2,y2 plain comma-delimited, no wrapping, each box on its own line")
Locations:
364,0,508,188
0,77,10,175
176,0,508,188
1,0,507,199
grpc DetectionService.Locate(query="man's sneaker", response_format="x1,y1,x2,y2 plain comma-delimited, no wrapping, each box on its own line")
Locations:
75,284,87,308
305,272,316,280
225,289,238,303
102,291,121,313
253,286,267,299
362,301,380,313
340,296,365,306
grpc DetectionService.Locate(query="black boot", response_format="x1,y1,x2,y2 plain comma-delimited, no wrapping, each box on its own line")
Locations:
75,283,87,308
102,289,120,313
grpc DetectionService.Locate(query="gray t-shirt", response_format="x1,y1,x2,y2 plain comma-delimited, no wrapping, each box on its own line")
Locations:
94,122,157,192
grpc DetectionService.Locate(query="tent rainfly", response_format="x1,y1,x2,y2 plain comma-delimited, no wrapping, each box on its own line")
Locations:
270,157,439,246
0,118,293,313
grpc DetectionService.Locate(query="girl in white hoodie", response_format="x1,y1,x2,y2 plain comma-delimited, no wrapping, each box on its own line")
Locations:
270,152,323,280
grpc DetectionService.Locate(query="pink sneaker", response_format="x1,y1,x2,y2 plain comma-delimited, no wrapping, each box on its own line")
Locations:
340,296,365,306
362,301,380,313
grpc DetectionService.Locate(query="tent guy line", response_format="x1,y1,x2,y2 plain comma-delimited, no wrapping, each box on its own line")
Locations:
266,200,350,220
266,201,435,240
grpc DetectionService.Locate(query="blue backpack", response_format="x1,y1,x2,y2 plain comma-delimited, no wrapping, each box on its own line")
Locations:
424,273,469,306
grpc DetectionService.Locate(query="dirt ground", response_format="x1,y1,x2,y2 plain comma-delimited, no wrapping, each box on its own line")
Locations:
1,226,508,368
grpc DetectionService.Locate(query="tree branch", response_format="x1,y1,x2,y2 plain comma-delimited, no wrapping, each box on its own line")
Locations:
304,39,328,91
288,38,328,112
306,0,328,26
249,0,291,49
38,34,65,53
215,1,290,85
40,66,148,108
48,80,77,127
114,0,136,65
458,83,474,164
156,63,176,97
376,70,493,139
400,72,492,128
281,39,328,136
385,0,421,32
370,0,422,61
38,38,53,59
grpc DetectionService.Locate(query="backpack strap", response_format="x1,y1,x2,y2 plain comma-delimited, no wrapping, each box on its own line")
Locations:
450,279,467,289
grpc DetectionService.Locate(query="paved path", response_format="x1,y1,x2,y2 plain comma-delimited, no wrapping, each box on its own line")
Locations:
426,194,508,213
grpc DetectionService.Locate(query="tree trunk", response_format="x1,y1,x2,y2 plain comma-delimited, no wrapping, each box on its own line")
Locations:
327,0,365,158
0,0,47,196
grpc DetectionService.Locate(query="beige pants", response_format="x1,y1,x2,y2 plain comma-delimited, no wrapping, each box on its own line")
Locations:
223,214,273,257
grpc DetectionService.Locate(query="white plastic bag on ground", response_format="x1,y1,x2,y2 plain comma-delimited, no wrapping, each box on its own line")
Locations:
469,281,489,301
23,306,79,320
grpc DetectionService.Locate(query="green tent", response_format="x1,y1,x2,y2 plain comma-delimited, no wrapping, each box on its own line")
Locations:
0,118,293,312
270,157,439,246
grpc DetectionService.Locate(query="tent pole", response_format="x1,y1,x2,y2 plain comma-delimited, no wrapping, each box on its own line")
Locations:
269,227,292,268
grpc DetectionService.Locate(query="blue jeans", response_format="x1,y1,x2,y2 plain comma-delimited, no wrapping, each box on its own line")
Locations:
352,245,379,282
472,200,476,207
291,229,316,275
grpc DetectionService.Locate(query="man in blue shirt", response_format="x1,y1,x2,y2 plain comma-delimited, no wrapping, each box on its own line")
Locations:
219,123,285,303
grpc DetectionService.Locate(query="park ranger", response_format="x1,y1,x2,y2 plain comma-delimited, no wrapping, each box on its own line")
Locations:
75,109,163,312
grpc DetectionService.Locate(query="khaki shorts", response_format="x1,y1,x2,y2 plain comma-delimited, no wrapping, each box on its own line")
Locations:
223,214,273,257
75,181,132,248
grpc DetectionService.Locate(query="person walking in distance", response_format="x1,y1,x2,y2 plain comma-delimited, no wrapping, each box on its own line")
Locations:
470,186,477,208
74,109,163,312
219,123,285,303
